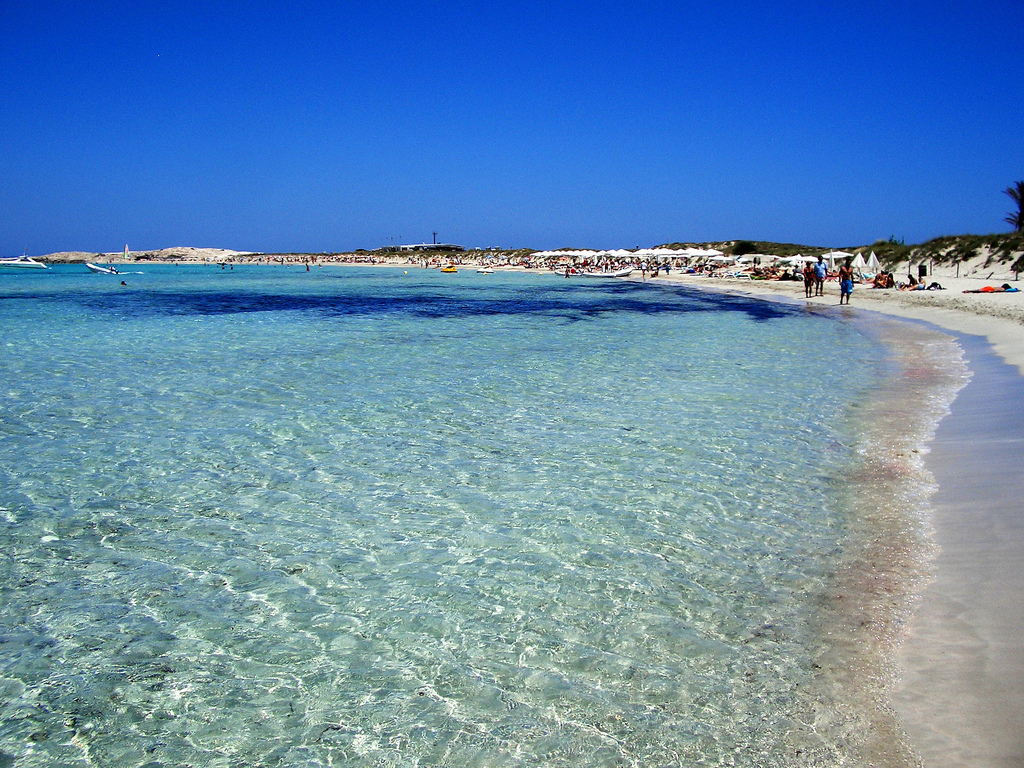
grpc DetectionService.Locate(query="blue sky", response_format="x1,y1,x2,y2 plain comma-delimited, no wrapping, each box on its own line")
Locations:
2,0,1022,254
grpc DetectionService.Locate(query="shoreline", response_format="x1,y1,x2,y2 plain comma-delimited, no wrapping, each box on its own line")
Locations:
646,271,1024,767
20,261,1023,763
42,253,1024,372
168,260,1024,764
647,270,1024,375
333,262,1024,762
889,333,1024,767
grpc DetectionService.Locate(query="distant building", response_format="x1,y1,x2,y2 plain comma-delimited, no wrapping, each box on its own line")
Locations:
398,243,465,253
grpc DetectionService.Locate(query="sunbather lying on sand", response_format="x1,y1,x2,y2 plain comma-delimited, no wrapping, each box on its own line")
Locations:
963,283,1021,293
899,278,945,291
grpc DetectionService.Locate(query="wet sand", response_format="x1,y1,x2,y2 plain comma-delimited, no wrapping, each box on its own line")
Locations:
891,332,1024,768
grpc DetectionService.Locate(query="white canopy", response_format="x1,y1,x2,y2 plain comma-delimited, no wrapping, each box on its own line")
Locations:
640,247,726,260
531,246,726,261
823,250,855,269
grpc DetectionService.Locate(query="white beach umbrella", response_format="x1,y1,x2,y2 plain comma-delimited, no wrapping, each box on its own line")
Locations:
824,250,855,269
851,253,867,278
867,251,881,271
652,249,683,260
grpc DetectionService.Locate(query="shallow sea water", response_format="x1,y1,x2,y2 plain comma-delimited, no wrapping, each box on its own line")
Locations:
0,265,965,767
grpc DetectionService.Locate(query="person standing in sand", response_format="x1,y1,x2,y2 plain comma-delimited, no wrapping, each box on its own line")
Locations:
814,255,827,296
803,262,815,298
838,258,854,305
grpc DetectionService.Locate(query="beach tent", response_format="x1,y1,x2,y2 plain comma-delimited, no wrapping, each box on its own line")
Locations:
851,253,868,278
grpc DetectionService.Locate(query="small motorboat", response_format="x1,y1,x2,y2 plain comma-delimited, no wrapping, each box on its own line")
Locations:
440,265,458,273
476,267,494,274
86,263,121,275
581,268,633,278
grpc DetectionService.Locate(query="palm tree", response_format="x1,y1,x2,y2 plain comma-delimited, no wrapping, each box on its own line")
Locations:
1006,180,1024,231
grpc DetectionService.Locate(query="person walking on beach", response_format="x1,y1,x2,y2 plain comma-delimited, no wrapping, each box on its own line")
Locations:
814,256,827,296
838,258,854,305
803,262,815,298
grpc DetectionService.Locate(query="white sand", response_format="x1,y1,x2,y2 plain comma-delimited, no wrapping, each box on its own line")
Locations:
890,336,1024,768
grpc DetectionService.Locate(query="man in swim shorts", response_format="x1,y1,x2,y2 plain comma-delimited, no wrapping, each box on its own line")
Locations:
813,256,827,296
838,259,854,305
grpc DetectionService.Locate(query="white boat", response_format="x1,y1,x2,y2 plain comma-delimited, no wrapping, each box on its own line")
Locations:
476,267,494,273
0,253,48,269
87,245,132,275
581,268,633,278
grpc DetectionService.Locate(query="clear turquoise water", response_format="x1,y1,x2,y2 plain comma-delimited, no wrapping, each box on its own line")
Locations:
0,265,905,766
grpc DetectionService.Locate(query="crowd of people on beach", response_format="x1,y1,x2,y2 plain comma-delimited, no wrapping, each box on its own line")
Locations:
129,250,1022,302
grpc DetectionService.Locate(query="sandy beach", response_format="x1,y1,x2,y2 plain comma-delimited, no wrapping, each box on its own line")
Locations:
647,268,1024,768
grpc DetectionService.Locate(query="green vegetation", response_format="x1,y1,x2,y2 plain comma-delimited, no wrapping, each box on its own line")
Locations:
898,232,1024,267
659,240,832,257
857,237,911,266
1006,181,1024,232
658,232,1022,273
